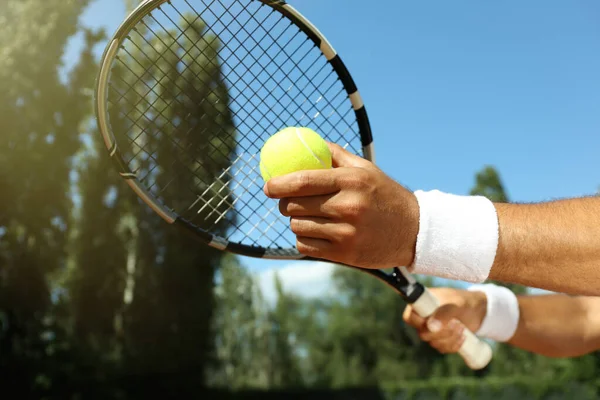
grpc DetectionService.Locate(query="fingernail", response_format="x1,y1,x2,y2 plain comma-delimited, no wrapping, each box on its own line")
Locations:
263,183,270,196
428,318,442,333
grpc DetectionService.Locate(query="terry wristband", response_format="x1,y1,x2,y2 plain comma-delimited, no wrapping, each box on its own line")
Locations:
409,190,499,283
468,283,520,342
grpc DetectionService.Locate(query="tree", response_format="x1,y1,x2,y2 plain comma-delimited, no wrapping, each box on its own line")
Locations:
469,166,510,203
0,0,99,395
268,274,304,388
209,256,269,389
210,264,305,390
73,11,239,396
67,29,133,384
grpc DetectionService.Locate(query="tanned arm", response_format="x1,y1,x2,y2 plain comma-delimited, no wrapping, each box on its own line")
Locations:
403,288,600,358
508,294,600,358
491,197,600,295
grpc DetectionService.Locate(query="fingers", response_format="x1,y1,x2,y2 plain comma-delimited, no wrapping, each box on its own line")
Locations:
290,215,358,261
289,216,357,244
264,143,374,199
264,169,340,199
404,302,463,331
279,195,334,218
402,302,468,355
428,320,466,354
429,303,464,327
295,236,332,258
403,305,427,330
279,190,370,221
418,303,464,342
419,318,463,342
290,217,335,240
327,142,370,168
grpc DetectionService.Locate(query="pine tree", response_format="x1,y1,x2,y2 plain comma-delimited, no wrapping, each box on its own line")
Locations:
268,274,303,388
75,11,239,395
0,0,98,394
469,165,509,203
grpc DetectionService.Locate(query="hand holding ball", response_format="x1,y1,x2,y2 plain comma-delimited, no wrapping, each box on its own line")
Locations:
259,127,332,182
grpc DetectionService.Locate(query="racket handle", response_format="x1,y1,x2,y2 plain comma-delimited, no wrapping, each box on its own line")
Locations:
411,287,493,370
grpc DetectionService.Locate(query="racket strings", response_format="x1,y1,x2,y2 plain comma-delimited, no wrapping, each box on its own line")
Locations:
120,23,238,159
111,77,287,248
157,2,350,154
111,24,240,184
166,0,360,155
111,75,278,246
106,0,363,249
201,152,293,246
115,7,297,175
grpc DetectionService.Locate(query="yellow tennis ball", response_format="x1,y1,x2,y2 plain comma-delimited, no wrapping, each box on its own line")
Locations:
259,127,332,182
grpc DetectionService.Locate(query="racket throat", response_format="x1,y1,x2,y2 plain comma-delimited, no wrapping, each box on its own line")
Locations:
390,267,425,303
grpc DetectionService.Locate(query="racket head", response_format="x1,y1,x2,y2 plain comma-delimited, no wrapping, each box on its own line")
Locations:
94,0,374,260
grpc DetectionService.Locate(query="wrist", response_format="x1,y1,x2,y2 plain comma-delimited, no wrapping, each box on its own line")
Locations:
398,190,420,267
468,283,520,342
467,290,488,333
408,190,499,283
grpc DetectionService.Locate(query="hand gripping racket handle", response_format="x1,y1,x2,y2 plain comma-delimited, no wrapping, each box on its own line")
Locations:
359,267,493,370
411,287,493,370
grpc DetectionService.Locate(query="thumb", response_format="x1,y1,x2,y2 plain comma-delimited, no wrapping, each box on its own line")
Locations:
426,303,466,333
327,142,370,168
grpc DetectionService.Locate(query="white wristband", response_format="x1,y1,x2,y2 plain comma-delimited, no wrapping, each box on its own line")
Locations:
468,284,520,342
409,190,499,283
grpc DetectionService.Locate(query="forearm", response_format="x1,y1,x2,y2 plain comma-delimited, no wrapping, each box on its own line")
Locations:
410,192,600,294
490,197,600,295
508,295,600,358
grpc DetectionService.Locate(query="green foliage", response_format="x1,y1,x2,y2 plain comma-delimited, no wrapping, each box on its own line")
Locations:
270,275,304,387
210,256,270,388
380,377,600,400
1,0,236,396
0,0,96,395
71,6,237,393
210,262,304,389
469,165,509,203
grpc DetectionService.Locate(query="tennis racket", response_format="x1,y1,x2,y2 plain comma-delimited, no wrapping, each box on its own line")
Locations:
94,0,493,370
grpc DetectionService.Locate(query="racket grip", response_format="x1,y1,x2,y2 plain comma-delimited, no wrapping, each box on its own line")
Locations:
411,287,493,370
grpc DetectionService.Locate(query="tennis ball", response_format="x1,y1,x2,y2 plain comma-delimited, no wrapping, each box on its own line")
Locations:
259,127,332,182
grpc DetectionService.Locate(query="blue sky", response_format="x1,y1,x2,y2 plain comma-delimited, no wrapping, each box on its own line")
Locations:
67,0,600,297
